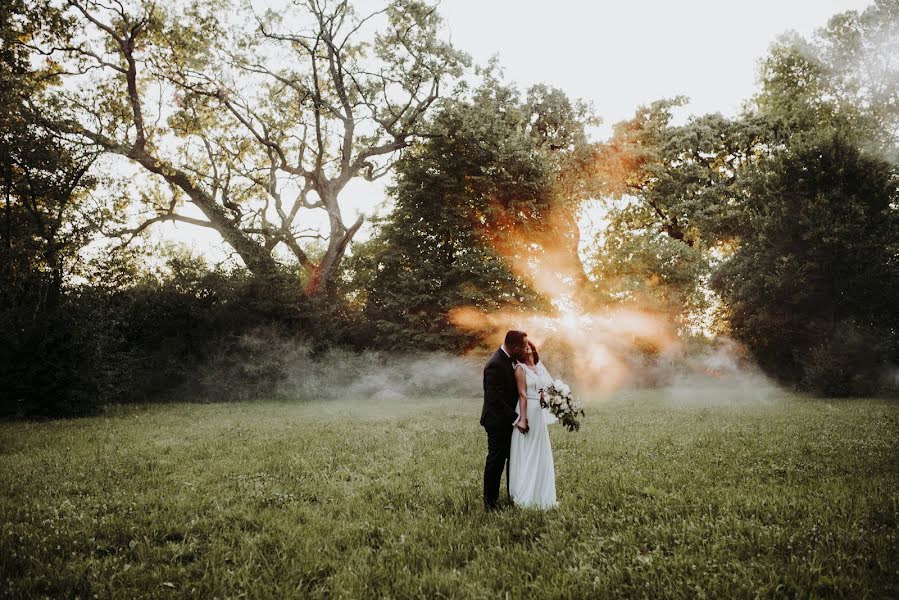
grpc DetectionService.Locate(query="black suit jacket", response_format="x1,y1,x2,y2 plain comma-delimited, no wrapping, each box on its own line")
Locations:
480,348,518,429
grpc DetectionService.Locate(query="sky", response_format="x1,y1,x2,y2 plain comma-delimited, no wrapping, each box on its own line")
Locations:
153,0,876,265
438,0,874,138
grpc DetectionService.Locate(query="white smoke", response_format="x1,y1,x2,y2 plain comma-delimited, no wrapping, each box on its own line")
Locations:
196,327,789,411
277,347,482,402
593,336,785,407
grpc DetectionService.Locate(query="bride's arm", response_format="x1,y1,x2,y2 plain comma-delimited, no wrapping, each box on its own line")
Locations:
538,362,552,400
514,365,528,432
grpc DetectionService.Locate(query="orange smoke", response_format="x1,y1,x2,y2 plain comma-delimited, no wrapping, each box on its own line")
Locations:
450,304,680,395
452,204,681,397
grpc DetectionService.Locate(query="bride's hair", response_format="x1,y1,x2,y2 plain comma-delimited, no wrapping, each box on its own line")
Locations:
528,340,540,364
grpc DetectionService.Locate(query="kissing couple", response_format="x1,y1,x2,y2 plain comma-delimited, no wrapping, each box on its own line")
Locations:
480,330,559,511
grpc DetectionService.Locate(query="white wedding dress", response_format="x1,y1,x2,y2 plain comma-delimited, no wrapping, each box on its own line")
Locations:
509,361,558,509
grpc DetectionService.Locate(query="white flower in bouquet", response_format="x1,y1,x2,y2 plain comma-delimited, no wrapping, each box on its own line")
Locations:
541,378,584,432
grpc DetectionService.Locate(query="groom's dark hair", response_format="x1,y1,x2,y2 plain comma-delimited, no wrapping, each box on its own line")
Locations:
504,330,527,350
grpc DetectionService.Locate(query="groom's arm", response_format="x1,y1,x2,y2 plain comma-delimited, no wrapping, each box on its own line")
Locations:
485,360,518,427
483,360,502,401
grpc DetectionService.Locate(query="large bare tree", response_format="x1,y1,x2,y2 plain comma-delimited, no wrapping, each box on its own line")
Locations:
43,0,467,296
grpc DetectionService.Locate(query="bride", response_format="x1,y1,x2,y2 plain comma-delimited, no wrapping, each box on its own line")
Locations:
510,340,558,509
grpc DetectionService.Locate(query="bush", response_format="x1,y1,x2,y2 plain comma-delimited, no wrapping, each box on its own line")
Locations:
801,321,897,397
0,255,369,418
0,280,134,418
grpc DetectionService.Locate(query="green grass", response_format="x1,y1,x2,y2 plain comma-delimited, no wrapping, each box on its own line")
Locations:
1,393,897,598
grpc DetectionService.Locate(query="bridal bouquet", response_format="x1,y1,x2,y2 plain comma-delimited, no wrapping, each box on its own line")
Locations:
540,379,584,432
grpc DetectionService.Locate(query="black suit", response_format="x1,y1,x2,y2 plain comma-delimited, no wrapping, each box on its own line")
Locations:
481,347,518,509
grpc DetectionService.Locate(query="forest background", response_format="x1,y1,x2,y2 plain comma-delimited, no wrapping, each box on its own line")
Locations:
2,0,897,418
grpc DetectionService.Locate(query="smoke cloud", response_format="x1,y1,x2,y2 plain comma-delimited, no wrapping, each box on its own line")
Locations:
189,326,782,412
193,328,482,409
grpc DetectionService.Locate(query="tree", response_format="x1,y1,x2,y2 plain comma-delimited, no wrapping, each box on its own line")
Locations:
355,77,598,349
715,0,899,391
587,226,710,331
0,0,119,417
42,0,467,297
589,0,899,392
756,0,899,155
588,101,773,327
1,0,100,304
710,131,898,392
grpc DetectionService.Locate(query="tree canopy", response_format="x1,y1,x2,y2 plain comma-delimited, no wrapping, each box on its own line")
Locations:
41,0,467,297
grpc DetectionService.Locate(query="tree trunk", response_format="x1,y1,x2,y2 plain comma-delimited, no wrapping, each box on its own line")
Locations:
544,206,591,292
309,214,363,300
45,246,62,309
307,187,363,300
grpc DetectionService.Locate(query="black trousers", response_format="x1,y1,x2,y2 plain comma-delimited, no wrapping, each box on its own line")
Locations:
483,425,513,508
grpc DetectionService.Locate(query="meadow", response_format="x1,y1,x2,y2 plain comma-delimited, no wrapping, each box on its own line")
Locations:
1,390,897,598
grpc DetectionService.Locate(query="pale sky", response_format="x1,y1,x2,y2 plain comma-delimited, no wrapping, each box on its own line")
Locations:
153,0,876,265
439,0,874,138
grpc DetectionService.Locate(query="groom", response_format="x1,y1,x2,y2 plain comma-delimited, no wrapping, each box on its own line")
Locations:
481,330,528,511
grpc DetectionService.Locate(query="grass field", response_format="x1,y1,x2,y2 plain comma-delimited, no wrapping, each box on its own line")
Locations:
1,391,897,598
